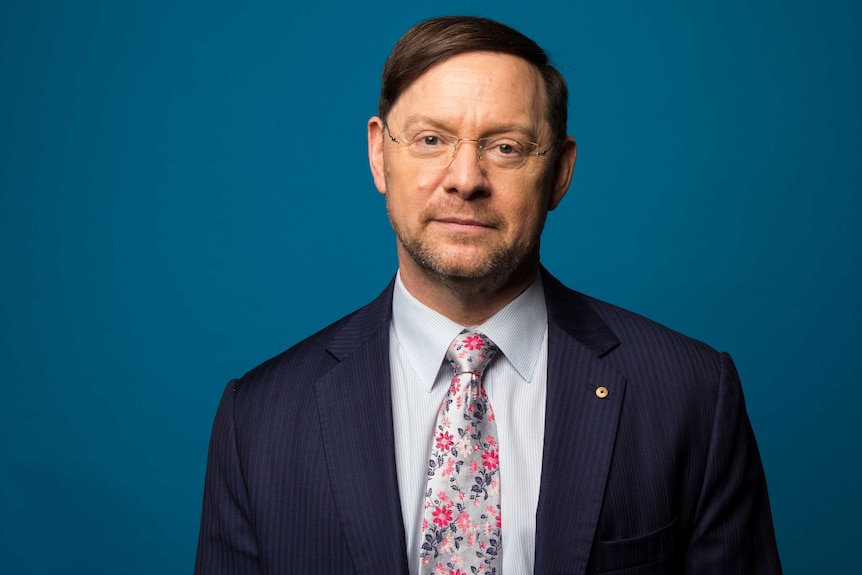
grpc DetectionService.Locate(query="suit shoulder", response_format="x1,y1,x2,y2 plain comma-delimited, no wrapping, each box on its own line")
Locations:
589,295,719,358
232,283,393,396
557,284,729,388
235,316,345,390
564,289,743,420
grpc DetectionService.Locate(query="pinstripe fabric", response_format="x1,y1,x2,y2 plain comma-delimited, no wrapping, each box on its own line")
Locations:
195,268,781,574
537,272,781,574
195,288,407,574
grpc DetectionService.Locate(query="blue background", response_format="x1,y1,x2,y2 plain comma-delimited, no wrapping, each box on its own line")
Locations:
1,0,859,572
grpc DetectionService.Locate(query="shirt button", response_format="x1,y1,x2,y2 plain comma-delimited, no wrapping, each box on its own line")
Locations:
595,386,609,399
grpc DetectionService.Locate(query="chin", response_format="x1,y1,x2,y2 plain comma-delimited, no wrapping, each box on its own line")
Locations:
410,245,537,292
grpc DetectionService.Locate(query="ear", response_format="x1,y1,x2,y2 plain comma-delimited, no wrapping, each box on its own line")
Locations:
548,136,577,211
368,116,387,195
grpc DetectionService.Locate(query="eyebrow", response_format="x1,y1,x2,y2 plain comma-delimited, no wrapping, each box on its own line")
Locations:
398,115,539,141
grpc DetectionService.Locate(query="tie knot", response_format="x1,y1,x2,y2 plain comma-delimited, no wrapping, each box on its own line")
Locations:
446,330,499,378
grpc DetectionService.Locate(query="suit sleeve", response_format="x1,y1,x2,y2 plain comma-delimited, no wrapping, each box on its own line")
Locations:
194,381,263,575
684,353,782,574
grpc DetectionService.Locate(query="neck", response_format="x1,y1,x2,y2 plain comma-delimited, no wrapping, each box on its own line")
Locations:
398,258,540,326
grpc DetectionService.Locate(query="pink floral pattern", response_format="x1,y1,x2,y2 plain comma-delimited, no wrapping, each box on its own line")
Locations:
419,331,501,575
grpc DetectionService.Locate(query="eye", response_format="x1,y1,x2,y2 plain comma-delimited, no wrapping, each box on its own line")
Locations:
489,140,524,156
410,132,449,151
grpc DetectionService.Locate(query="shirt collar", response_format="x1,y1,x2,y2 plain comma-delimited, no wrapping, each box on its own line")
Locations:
391,271,547,392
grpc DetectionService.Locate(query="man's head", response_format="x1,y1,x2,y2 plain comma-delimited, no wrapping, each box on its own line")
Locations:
378,16,569,147
368,17,577,309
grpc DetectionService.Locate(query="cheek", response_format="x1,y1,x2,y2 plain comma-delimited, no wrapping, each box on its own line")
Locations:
384,172,435,230
508,193,542,220
386,165,439,206
387,158,426,190
507,194,550,235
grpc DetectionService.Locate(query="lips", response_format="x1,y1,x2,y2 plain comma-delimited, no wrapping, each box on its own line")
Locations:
434,216,492,227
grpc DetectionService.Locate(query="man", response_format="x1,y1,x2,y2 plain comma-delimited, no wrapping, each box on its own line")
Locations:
195,16,781,574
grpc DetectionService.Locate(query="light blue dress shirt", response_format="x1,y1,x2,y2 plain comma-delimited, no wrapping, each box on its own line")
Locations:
390,271,549,575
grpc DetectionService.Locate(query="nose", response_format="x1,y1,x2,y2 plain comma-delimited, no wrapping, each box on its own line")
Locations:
442,139,489,199
452,137,484,161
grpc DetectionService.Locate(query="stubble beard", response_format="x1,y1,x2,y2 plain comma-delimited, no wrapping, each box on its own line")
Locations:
386,196,544,297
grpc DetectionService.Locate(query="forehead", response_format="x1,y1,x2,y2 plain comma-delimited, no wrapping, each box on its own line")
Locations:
389,51,548,134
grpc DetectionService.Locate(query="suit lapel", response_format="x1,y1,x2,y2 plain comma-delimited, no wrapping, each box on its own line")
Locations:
535,271,626,574
311,271,626,573
314,283,409,573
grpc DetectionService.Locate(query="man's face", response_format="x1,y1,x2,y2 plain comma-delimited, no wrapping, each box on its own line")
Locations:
368,51,576,291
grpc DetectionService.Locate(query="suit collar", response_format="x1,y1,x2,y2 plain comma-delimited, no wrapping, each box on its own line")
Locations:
541,266,620,357
322,268,621,358
324,279,395,361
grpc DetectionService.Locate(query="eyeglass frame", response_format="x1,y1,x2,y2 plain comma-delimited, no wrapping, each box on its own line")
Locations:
383,123,556,170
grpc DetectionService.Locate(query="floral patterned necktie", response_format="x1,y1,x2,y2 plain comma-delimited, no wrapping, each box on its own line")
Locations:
419,330,501,575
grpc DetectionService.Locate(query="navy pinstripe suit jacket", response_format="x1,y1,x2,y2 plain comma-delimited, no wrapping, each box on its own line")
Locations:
195,269,781,574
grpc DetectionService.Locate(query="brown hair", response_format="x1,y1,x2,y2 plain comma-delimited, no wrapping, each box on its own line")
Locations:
378,16,569,145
